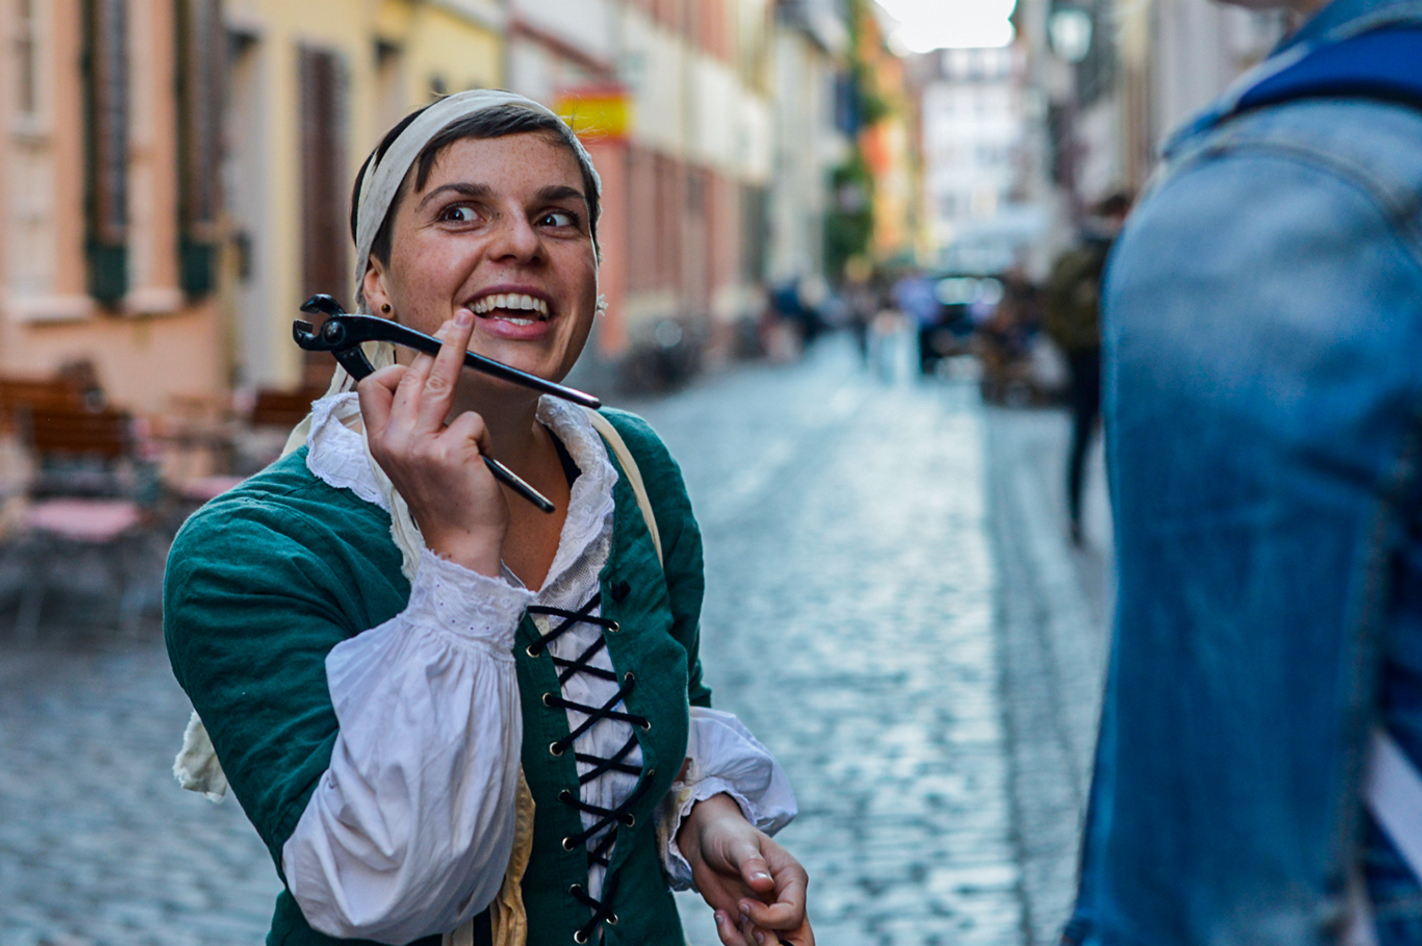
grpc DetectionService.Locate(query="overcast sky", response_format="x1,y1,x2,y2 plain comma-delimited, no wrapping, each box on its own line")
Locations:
874,0,1018,53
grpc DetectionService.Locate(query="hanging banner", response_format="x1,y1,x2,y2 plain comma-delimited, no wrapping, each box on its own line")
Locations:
553,85,632,141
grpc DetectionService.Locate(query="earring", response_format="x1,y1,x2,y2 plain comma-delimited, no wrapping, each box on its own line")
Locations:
381,303,392,314
595,294,608,314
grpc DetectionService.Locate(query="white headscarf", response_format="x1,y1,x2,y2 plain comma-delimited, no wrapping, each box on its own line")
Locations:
281,89,603,580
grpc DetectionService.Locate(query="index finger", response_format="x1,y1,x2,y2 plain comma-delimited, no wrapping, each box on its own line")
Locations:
414,308,476,429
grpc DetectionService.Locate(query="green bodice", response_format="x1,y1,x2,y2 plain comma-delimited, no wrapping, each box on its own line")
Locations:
164,409,709,946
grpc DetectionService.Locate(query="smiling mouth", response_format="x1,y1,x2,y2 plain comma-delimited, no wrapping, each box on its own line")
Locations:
470,293,551,325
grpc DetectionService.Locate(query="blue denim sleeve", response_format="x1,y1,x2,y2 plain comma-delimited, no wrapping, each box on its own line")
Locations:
1072,105,1422,946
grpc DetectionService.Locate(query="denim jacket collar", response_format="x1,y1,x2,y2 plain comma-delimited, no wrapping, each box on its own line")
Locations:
1162,0,1422,159
1280,0,1404,53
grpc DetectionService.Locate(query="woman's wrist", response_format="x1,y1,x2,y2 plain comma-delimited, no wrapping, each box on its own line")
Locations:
677,792,743,866
423,525,506,577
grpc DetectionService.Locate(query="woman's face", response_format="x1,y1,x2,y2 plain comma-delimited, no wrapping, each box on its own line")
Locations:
362,132,598,386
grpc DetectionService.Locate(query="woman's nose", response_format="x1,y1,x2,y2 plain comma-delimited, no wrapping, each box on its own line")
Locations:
489,213,543,262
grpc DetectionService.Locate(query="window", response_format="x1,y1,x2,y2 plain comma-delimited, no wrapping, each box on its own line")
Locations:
741,184,767,284
83,0,129,306
177,0,224,297
298,46,349,309
628,145,657,293
299,46,350,384
15,0,38,117
375,40,404,130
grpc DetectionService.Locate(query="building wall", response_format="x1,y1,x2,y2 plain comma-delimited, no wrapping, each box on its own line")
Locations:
0,0,224,415
222,0,503,391
1071,0,1284,199
916,45,1039,274
1012,0,1284,275
766,24,845,288
509,0,782,368
1,0,853,411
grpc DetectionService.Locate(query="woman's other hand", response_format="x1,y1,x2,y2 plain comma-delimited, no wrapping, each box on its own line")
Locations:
358,308,508,576
679,793,814,946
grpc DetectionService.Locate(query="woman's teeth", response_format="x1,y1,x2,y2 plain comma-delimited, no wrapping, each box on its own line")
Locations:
471,293,550,324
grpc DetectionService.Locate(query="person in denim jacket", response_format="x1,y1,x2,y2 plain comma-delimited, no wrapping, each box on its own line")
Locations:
1064,1,1422,944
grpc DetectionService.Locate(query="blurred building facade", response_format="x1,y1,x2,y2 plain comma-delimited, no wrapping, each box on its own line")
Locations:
767,0,850,299
916,45,1040,274
514,0,777,375
0,0,507,411
0,0,229,414
1,0,914,418
852,0,919,268
1010,0,1289,270
223,0,505,392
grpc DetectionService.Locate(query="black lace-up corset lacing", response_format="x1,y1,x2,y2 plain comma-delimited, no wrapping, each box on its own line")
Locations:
527,592,653,943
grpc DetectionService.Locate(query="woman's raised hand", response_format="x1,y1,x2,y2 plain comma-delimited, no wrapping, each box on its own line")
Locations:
679,794,815,946
358,308,509,576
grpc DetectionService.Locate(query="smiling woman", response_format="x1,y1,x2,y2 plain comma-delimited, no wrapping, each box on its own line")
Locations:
163,91,811,946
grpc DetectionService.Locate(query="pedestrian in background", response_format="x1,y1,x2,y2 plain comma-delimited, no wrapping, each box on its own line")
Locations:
894,273,942,376
842,256,877,366
976,269,1042,406
1040,193,1130,547
1065,1,1422,944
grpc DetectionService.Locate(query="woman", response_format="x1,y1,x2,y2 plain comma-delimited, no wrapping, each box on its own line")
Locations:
165,90,812,946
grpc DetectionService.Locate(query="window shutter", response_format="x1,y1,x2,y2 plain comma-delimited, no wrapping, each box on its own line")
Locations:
298,46,350,385
176,0,225,298
83,0,130,306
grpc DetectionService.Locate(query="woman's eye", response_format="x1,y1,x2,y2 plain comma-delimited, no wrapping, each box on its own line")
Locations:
441,205,477,223
539,211,576,228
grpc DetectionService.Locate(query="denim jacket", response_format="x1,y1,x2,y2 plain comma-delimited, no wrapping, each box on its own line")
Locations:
1066,2,1422,944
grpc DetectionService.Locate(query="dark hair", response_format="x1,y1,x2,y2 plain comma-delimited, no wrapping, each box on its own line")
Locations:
1094,191,1133,219
350,102,601,270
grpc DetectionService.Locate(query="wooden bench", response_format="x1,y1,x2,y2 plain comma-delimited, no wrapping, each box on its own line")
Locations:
0,386,154,637
0,377,87,411
27,403,132,463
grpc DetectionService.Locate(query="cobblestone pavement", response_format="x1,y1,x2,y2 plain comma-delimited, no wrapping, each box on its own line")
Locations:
0,335,1109,946
982,405,1111,946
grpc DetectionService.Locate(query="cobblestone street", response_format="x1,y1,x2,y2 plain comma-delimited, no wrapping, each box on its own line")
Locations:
1,336,1110,946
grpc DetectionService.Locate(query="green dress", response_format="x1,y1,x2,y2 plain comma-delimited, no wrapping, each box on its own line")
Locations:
165,409,711,946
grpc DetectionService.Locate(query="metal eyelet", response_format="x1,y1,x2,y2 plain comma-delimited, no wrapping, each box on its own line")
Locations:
568,883,583,896
621,812,636,827
549,741,565,757
573,931,589,944
639,719,652,732
607,913,619,926
563,836,578,851
559,789,575,804
623,671,636,685
607,620,620,632
543,692,556,707
526,644,540,658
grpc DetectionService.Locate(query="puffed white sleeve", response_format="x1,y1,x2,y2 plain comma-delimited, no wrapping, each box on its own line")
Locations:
656,707,798,890
281,548,533,944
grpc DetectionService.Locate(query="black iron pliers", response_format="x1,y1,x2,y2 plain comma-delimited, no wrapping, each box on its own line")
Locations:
293,294,601,514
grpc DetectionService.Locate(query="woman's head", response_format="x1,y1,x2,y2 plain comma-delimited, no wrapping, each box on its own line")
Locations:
350,92,603,385
351,99,602,274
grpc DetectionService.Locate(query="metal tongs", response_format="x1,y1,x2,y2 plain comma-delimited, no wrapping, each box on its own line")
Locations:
293,294,601,514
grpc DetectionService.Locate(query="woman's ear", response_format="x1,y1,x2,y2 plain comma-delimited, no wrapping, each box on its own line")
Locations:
362,258,391,316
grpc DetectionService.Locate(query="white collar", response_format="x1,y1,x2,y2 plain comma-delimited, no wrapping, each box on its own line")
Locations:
304,393,619,595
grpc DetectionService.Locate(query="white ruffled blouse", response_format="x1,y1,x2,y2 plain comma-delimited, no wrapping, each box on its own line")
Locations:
279,393,797,943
